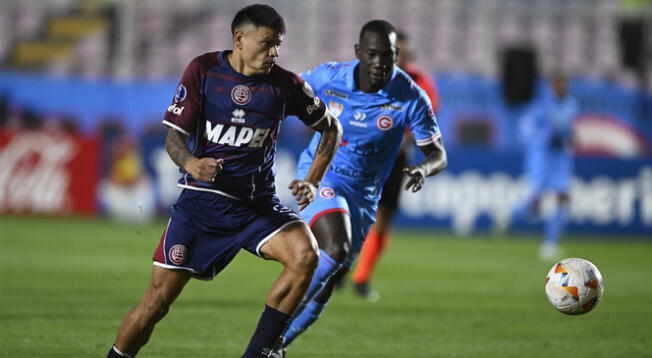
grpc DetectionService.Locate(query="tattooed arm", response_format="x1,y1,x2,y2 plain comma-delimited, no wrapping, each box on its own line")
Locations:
288,111,343,210
165,128,223,183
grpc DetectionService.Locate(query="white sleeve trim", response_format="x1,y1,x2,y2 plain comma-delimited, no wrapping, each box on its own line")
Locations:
162,120,190,136
415,131,442,146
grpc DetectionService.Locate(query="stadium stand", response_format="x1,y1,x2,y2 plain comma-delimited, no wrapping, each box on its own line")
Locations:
0,0,648,89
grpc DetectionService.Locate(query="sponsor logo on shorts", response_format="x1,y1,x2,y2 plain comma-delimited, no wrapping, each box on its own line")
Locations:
376,115,393,131
174,84,187,102
319,187,335,199
231,85,251,105
169,244,187,265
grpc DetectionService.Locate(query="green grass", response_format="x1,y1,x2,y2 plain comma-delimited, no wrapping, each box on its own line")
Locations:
1,215,651,357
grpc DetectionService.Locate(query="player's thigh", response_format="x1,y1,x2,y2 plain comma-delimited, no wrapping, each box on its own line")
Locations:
311,211,352,261
299,188,353,261
259,221,318,267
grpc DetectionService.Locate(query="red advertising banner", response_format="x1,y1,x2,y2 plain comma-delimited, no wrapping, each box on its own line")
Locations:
0,130,99,214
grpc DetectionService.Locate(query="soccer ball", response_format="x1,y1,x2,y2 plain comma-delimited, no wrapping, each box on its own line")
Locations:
544,258,604,315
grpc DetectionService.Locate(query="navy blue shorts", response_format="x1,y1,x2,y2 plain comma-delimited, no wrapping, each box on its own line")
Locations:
153,189,303,280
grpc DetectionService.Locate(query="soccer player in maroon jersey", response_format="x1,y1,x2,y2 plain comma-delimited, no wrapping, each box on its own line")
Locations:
106,5,342,358
351,31,440,301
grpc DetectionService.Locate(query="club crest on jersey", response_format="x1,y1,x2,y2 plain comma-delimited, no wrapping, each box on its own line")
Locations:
319,187,335,199
168,244,187,265
376,115,393,131
328,102,343,118
174,84,187,102
231,85,251,105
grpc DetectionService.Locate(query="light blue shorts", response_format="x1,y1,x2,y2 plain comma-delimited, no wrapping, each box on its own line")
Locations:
526,150,573,195
299,179,377,268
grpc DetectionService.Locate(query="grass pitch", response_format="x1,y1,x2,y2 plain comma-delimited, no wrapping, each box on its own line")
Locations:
1,215,651,357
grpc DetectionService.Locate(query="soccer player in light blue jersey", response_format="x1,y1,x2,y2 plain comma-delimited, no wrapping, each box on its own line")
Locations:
515,72,579,260
272,20,447,356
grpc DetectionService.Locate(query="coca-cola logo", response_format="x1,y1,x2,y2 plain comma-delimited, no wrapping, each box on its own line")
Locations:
0,132,78,213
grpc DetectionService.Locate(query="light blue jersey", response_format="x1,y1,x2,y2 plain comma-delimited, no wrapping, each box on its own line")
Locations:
295,61,440,266
296,61,440,202
520,84,579,194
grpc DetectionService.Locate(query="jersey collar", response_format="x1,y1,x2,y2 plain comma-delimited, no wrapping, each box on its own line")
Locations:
219,50,272,81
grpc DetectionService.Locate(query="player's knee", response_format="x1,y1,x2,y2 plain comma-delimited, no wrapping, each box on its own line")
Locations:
141,292,173,325
324,239,350,263
298,245,319,274
288,243,318,279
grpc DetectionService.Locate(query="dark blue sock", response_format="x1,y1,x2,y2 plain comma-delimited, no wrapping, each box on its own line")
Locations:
241,305,291,358
107,346,133,358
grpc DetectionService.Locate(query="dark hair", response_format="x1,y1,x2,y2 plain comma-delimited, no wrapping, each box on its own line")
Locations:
231,4,286,35
359,20,396,42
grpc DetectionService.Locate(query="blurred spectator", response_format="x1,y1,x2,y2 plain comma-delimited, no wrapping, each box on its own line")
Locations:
98,122,155,222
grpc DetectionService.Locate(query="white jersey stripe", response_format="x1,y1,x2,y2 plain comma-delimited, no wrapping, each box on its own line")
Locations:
415,131,442,146
163,120,190,136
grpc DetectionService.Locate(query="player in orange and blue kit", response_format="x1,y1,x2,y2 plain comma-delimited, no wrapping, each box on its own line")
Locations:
105,5,342,358
272,20,447,356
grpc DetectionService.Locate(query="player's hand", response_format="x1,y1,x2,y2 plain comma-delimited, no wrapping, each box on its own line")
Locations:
288,180,317,211
185,157,224,183
403,165,426,193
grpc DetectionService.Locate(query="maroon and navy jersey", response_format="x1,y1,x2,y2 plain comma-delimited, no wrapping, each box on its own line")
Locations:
163,51,327,200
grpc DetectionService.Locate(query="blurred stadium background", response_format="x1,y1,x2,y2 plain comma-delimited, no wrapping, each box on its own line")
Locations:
1,0,651,357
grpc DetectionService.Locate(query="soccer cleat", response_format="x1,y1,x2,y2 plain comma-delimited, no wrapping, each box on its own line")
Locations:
266,344,286,357
267,336,287,358
539,242,562,262
353,282,380,302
